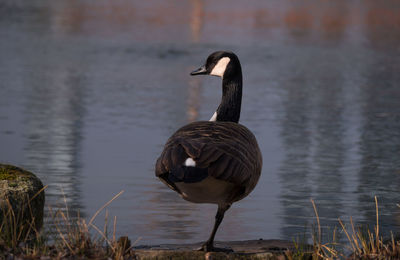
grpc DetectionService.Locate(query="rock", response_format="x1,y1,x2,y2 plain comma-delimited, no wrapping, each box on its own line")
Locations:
0,164,45,244
133,239,295,259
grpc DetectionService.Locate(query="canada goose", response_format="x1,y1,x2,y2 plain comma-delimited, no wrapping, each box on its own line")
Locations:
155,51,262,252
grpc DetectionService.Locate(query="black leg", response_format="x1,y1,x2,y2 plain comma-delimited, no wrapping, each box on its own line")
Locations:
199,204,232,252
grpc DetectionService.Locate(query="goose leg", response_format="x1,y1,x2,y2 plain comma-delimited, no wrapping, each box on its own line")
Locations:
199,204,232,252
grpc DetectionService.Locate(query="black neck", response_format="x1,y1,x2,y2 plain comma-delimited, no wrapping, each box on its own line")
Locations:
216,73,242,123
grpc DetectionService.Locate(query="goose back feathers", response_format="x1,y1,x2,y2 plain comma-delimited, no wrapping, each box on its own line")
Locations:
155,121,262,203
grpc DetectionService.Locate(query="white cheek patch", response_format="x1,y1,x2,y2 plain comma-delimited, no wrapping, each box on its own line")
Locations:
209,111,217,121
210,57,230,77
184,157,196,167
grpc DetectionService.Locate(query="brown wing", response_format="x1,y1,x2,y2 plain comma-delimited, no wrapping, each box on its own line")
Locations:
155,121,262,196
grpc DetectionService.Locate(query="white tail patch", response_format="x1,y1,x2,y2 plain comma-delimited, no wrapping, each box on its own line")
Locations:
209,111,217,121
184,158,196,167
210,57,230,77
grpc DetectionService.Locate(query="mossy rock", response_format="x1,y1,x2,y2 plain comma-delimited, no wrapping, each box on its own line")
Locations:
0,164,45,246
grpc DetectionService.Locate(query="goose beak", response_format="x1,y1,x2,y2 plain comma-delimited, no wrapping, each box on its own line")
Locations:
190,65,207,76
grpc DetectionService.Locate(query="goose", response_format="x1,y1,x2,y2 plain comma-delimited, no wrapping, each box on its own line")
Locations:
155,51,262,252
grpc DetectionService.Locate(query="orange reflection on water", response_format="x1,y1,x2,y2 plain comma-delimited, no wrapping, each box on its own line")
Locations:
284,8,313,32
190,0,204,43
365,7,400,49
44,0,399,47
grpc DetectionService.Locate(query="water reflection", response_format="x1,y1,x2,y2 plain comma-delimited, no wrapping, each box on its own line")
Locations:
0,0,87,224
278,75,314,238
355,8,400,233
146,186,201,241
364,3,400,51
1,0,400,245
319,2,348,41
357,54,400,234
187,78,203,122
23,67,86,220
307,67,348,242
284,7,313,38
190,0,204,43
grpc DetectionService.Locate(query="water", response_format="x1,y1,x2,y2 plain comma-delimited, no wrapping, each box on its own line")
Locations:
1,0,400,245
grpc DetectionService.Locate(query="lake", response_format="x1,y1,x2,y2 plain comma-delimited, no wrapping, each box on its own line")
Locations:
1,0,400,245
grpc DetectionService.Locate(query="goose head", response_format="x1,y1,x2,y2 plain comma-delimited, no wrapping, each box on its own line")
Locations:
190,51,241,79
190,51,243,123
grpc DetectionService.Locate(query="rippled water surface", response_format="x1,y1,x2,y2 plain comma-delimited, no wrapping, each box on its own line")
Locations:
1,0,400,245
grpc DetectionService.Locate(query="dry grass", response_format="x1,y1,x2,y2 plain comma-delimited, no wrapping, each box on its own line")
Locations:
1,190,400,259
286,196,400,260
0,189,141,260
